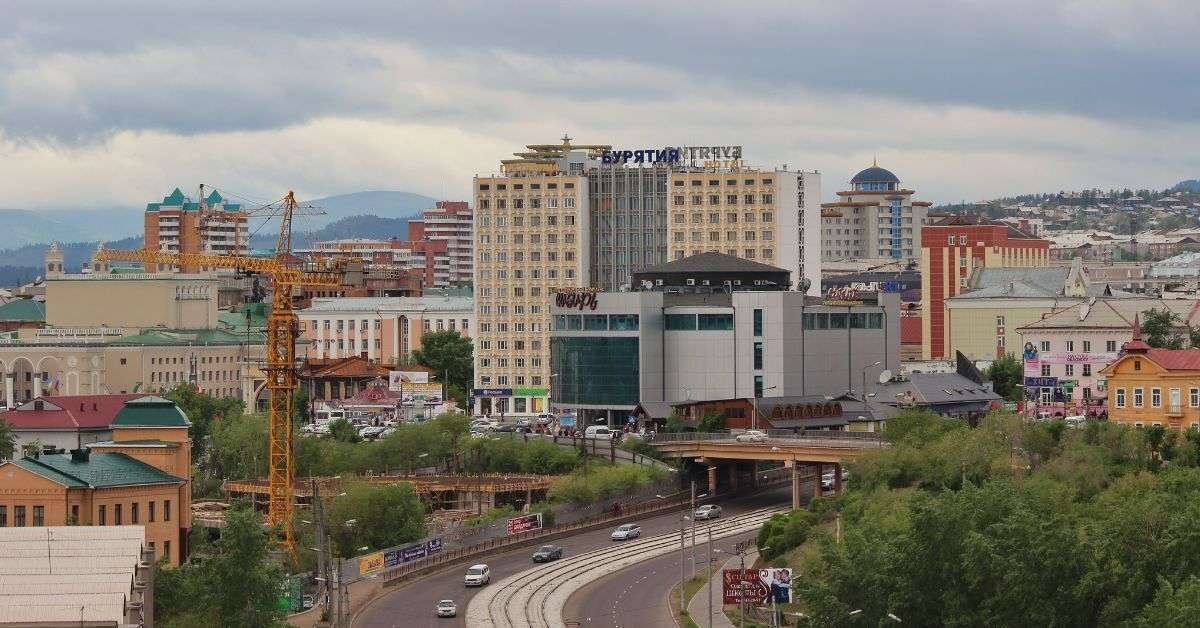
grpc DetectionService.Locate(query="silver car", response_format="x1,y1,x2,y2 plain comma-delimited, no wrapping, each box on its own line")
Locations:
436,599,457,617
694,504,722,520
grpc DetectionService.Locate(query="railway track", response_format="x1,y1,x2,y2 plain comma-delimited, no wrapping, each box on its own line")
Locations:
465,505,784,628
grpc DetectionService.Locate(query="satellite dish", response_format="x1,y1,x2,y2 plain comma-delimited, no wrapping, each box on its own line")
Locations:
878,369,893,385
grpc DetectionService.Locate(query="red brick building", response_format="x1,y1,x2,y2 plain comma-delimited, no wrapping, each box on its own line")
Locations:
920,216,1049,360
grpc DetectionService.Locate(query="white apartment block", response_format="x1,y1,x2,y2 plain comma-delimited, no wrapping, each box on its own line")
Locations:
820,165,931,265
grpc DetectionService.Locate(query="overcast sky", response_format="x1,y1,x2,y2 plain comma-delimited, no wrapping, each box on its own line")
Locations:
3,0,1199,210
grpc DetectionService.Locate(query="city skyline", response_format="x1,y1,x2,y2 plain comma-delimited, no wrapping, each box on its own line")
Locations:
4,1,1200,210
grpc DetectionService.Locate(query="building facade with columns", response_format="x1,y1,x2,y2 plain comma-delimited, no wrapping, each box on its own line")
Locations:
297,295,473,365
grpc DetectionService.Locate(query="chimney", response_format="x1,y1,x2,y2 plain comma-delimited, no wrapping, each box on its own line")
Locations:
33,400,43,411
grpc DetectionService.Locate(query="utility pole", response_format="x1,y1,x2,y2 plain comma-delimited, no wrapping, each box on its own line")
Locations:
679,523,686,621
690,481,697,580
312,479,331,615
707,524,714,628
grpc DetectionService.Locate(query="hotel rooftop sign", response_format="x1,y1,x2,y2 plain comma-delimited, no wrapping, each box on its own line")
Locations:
602,146,743,165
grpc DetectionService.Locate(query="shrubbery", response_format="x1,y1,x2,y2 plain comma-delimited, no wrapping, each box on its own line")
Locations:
548,463,667,506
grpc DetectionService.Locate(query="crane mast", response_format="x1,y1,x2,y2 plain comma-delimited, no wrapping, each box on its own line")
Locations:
97,191,362,556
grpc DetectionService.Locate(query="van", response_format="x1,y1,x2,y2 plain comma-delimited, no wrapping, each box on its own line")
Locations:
584,425,613,440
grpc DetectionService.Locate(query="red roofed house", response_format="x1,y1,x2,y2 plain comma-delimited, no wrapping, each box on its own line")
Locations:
1102,316,1200,432
0,394,141,458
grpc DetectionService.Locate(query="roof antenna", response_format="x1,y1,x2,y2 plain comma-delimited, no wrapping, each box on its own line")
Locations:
873,154,877,167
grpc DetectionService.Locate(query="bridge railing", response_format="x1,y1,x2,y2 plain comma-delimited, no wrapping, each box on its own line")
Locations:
650,430,886,447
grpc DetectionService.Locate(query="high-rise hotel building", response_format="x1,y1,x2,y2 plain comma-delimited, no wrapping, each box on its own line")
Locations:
473,138,820,416
144,186,248,273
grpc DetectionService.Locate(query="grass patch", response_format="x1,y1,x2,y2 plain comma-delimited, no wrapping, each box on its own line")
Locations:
669,575,706,628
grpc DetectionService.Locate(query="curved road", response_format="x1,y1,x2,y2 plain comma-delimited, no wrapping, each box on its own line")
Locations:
355,485,793,628
563,475,820,628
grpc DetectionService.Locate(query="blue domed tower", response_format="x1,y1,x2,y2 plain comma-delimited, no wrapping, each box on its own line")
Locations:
820,161,930,263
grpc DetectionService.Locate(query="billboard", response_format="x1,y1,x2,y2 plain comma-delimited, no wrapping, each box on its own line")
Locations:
357,538,444,575
506,513,544,535
389,370,429,390
722,568,792,604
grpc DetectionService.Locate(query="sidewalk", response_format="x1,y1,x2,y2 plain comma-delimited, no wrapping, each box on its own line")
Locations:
688,548,758,628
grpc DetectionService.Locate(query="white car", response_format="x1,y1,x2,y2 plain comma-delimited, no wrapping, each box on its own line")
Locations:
436,599,457,617
611,523,641,541
694,504,722,520
735,429,768,442
464,564,490,587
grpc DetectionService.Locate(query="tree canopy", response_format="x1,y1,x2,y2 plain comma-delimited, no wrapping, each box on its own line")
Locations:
0,418,14,461
1142,307,1186,349
782,410,1200,626
984,353,1022,401
411,330,473,407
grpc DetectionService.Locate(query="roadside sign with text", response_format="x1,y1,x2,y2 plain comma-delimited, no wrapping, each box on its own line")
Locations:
506,513,544,535
723,569,769,604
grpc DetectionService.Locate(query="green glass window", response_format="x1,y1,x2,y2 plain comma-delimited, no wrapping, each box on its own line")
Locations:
610,314,640,331
869,313,884,329
754,341,763,370
753,309,763,336
584,315,609,331
665,314,698,330
850,313,868,329
550,337,640,405
566,315,583,330
829,314,848,329
754,375,764,398
697,314,734,330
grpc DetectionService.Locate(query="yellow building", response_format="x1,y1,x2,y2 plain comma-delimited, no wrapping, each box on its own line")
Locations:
0,396,192,566
1103,320,1200,432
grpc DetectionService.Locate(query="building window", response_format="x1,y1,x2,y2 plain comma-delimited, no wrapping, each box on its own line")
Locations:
1106,340,1117,352
98,505,106,525
1115,388,1126,408
71,504,79,523
1040,341,1050,352
164,540,171,562
753,309,763,336
115,504,122,525
14,506,25,527
1191,387,1199,408
754,342,764,370
754,375,764,398
149,501,156,522
1082,364,1091,377
32,506,43,527
0,506,5,527
1041,364,1051,377
1064,364,1074,377
1083,340,1091,352
164,500,171,522
1134,388,1144,407
131,503,139,524
1065,341,1074,352
1152,388,1161,408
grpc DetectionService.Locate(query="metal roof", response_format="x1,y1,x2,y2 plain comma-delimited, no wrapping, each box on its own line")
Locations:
13,451,185,488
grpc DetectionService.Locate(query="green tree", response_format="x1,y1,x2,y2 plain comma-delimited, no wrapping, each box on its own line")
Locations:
1142,308,1185,349
328,418,361,443
697,410,725,432
665,411,686,433
326,480,426,557
0,418,15,460
292,387,310,423
984,353,1023,401
1134,577,1200,627
165,384,244,463
204,502,287,627
411,330,473,397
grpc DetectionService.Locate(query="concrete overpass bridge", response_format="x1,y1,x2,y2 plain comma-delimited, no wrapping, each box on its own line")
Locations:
650,430,885,508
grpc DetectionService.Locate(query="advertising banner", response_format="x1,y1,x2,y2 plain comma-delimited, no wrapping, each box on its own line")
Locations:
358,552,384,574
368,538,444,572
723,569,768,604
388,370,429,387
759,568,794,604
1038,352,1117,365
401,382,442,397
506,513,544,535
1025,376,1058,388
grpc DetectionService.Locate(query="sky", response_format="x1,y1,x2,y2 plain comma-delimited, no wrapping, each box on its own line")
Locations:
3,0,1200,210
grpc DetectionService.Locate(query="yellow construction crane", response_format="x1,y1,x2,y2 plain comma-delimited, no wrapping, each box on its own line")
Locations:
97,191,362,554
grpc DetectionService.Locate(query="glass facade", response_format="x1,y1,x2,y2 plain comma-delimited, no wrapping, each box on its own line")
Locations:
698,314,734,330
802,312,884,329
665,314,697,330
557,313,640,331
753,308,763,336
754,341,763,369
551,336,640,406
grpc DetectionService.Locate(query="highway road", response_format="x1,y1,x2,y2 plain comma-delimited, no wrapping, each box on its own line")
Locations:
354,485,794,628
563,475,821,628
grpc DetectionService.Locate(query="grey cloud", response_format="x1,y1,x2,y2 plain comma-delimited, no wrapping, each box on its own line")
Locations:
2,0,1200,144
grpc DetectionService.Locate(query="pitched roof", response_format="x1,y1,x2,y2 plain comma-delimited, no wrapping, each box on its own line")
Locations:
637,252,789,275
110,396,189,427
1018,298,1194,331
0,394,142,430
927,214,1041,239
1144,348,1200,371
13,452,185,488
0,299,44,322
299,356,390,379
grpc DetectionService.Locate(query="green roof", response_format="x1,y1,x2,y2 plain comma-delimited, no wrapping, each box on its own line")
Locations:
111,396,190,427
107,328,265,346
15,452,185,488
205,189,224,204
218,303,268,331
163,188,186,204
0,299,45,322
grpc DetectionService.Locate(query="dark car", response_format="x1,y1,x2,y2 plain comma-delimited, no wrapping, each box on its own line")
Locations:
532,545,564,562
495,424,518,433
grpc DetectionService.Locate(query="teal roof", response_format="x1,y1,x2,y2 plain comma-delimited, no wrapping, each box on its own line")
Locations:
205,189,224,204
106,327,265,346
163,188,186,204
14,452,185,488
110,396,189,427
0,299,45,322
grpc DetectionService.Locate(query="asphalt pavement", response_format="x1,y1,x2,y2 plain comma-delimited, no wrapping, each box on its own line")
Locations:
354,484,793,628
562,478,816,628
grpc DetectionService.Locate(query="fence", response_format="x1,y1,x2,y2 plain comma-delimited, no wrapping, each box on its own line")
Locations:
494,431,676,469
371,471,793,590
650,430,886,446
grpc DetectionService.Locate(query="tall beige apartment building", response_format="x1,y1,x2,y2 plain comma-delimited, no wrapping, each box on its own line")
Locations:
473,141,594,415
666,169,821,293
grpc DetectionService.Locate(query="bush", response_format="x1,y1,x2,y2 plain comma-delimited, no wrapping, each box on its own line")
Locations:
548,464,667,506
756,509,815,561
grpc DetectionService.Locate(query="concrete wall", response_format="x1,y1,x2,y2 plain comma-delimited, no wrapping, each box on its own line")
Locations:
45,275,219,330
